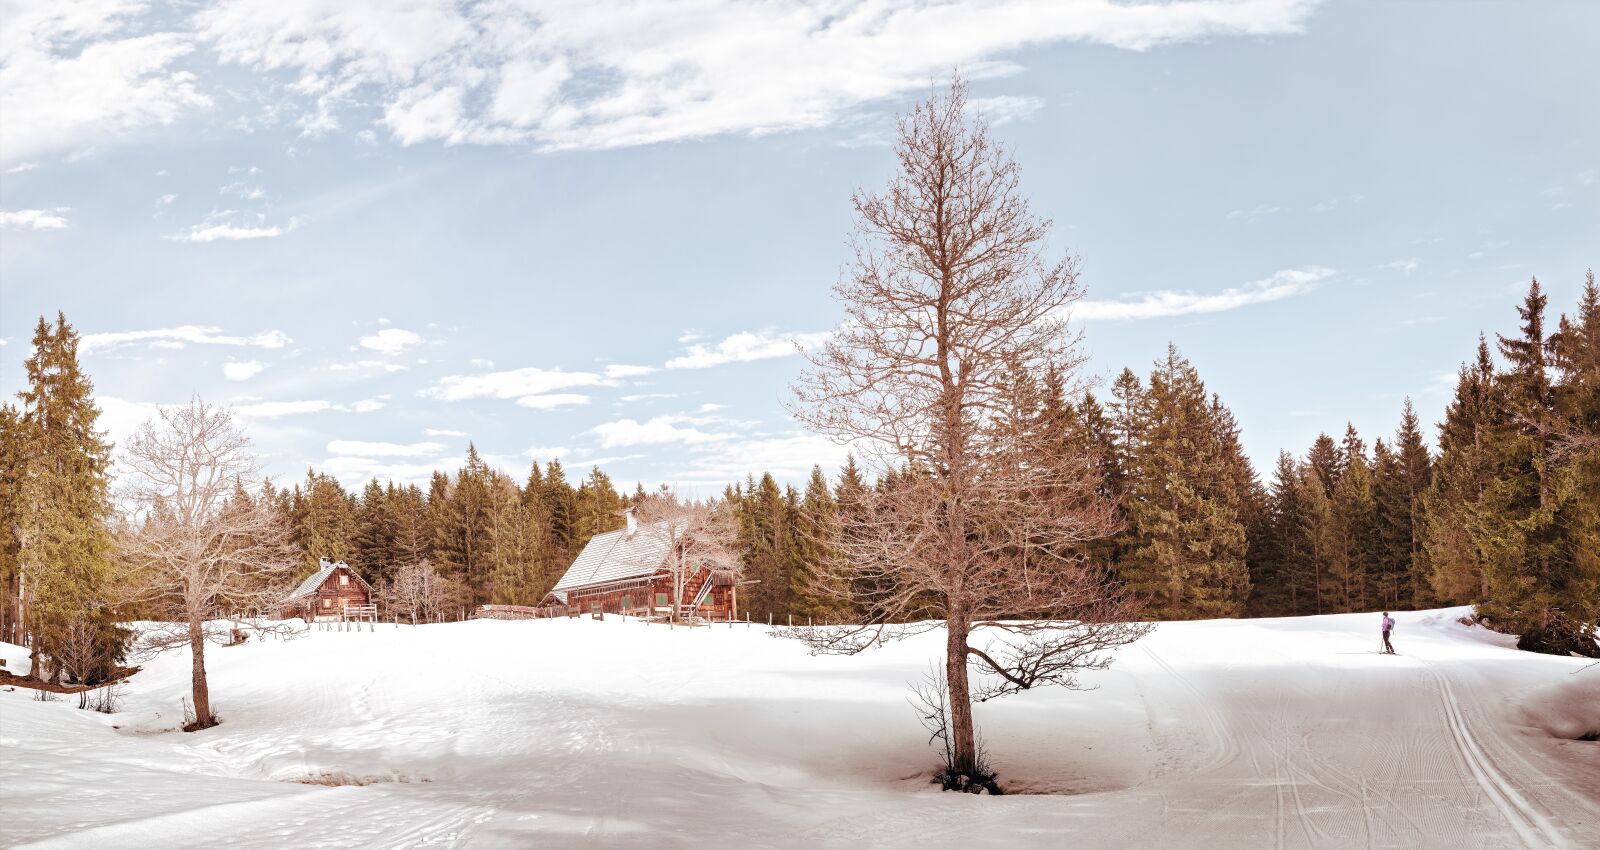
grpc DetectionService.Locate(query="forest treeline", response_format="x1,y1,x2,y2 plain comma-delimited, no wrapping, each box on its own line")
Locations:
2,272,1597,683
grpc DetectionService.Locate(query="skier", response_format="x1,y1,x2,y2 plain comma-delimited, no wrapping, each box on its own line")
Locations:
1381,611,1396,654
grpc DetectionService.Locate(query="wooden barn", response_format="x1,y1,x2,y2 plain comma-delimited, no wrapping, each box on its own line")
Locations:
541,511,737,620
280,558,372,621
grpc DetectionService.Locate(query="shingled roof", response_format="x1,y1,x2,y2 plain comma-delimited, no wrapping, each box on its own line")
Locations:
551,521,679,595
285,558,370,601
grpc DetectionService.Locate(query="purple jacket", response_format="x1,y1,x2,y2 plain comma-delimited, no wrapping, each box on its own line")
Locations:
1382,616,1395,632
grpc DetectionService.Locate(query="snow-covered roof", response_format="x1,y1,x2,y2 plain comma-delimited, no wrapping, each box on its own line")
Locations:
285,559,370,601
552,522,678,592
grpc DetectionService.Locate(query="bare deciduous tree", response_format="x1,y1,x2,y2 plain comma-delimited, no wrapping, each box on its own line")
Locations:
116,399,299,730
790,78,1152,787
383,558,455,624
632,487,740,623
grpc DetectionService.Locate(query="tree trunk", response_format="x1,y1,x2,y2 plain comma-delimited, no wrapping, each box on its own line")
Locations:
944,615,977,777
189,618,213,729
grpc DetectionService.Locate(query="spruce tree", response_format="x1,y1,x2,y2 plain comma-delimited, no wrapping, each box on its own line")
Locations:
353,479,396,583
1119,345,1250,618
433,445,493,607
1474,280,1565,645
540,459,577,566
1328,434,1377,612
1392,399,1434,604
1306,433,1340,498
486,473,545,604
1251,452,1314,616
12,315,127,682
792,465,846,621
293,470,357,572
573,466,624,553
0,404,26,645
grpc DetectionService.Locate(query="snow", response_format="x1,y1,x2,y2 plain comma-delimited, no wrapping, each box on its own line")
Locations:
2,608,1597,848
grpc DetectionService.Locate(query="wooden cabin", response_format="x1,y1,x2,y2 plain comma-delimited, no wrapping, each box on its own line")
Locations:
280,558,372,621
540,510,737,620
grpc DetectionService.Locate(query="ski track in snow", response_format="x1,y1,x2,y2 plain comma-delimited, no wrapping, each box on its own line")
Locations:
1,607,1596,849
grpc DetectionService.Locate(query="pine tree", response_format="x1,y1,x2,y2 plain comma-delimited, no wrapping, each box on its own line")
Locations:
433,445,493,608
389,483,432,568
791,465,847,621
1328,432,1377,612
1306,433,1340,498
737,472,792,619
1250,452,1315,616
293,470,357,572
1119,345,1250,618
540,459,577,566
486,473,545,604
1472,280,1565,643
1392,399,1434,605
1295,461,1338,615
353,479,396,583
0,404,27,646
1423,336,1499,603
12,315,127,682
573,466,624,553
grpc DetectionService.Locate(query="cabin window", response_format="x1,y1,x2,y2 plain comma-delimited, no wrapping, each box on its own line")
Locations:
339,573,349,586
322,598,332,609
620,595,632,610
655,593,668,606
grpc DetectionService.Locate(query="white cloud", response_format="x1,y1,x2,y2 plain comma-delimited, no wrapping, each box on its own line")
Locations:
81,324,291,354
193,0,1314,153
1073,267,1333,321
972,95,1043,126
672,432,852,486
1380,258,1419,275
515,393,590,410
96,395,165,447
327,439,445,457
233,399,334,417
327,359,408,373
359,327,422,356
168,215,297,242
422,366,614,403
220,179,266,200
620,393,676,402
424,428,465,437
524,445,570,460
222,360,266,381
0,3,210,165
1226,203,1287,221
604,363,656,378
4,162,39,174
352,397,387,413
317,455,456,487
666,329,830,369
0,208,69,230
590,414,734,448
470,358,495,369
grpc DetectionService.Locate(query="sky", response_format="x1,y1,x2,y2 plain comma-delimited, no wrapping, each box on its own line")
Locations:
1,0,1597,496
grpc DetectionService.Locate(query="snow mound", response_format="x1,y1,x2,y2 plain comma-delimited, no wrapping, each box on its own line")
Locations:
1518,671,1600,741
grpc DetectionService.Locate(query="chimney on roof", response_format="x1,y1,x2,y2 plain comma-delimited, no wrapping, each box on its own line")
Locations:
624,507,637,536
319,556,330,569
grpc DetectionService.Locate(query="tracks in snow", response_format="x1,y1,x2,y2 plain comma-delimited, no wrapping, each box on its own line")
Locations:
1421,663,1571,849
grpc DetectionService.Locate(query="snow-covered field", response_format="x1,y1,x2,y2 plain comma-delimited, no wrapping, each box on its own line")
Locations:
2,608,1596,849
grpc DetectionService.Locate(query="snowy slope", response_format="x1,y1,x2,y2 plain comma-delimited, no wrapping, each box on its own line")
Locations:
1,609,1596,849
